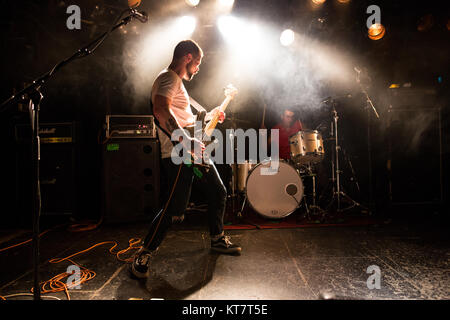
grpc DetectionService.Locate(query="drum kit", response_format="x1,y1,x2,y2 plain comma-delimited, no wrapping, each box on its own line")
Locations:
228,99,367,221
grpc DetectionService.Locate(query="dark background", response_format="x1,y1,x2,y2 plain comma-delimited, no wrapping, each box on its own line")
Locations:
1,0,449,227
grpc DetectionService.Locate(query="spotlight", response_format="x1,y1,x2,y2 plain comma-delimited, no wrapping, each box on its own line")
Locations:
176,16,197,36
217,15,263,61
218,16,261,46
368,23,385,40
337,0,350,3
311,0,326,4
417,14,434,32
280,29,295,46
185,0,200,7
217,15,241,39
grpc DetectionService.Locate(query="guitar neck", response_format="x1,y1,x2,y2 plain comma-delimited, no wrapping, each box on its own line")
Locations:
204,95,233,138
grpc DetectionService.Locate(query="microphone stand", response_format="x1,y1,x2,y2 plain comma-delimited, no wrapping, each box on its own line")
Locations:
325,99,368,214
0,9,144,300
356,70,379,215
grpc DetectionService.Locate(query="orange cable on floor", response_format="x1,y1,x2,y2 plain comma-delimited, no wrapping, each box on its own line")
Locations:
0,228,53,253
1,164,183,300
30,238,143,300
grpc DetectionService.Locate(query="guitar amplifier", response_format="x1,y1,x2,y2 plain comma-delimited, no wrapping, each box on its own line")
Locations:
106,115,156,139
14,122,80,220
102,138,161,224
15,122,78,144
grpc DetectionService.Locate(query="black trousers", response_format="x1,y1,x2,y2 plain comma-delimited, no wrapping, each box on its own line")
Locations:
143,158,227,251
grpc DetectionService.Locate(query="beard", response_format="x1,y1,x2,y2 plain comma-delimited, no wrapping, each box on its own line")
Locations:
185,61,196,81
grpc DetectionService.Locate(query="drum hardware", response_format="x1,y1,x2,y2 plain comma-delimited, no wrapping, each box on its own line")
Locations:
225,104,240,215
289,128,327,220
297,163,327,221
341,147,361,193
225,106,261,228
324,101,368,213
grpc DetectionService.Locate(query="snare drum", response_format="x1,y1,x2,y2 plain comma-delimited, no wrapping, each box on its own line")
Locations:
289,130,324,165
245,160,304,219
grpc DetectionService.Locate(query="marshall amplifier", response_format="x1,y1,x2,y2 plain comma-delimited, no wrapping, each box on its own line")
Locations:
15,122,78,144
15,122,80,221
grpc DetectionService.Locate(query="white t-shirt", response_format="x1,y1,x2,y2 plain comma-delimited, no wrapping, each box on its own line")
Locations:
151,68,195,158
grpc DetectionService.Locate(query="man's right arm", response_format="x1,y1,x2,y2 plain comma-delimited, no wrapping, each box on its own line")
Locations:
153,94,184,137
153,94,204,151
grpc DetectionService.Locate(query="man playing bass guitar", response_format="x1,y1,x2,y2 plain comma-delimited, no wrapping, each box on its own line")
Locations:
131,40,241,279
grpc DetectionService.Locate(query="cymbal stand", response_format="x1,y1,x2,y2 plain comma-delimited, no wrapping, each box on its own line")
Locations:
226,106,238,216
326,102,367,213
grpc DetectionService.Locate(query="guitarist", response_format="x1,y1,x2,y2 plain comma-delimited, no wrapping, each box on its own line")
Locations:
131,40,241,279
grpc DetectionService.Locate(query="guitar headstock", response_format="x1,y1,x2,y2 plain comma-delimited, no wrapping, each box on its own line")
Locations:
224,84,238,100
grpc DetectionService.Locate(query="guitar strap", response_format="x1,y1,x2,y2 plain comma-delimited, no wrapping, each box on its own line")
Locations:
189,96,207,114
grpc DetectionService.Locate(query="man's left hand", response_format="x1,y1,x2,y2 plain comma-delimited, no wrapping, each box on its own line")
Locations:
211,106,226,123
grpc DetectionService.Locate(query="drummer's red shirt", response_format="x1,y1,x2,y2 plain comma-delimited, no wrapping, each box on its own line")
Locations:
272,120,303,159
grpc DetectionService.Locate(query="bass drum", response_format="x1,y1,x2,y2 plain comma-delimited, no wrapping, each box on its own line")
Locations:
245,160,304,219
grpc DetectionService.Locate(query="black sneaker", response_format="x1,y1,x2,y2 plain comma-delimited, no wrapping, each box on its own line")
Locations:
130,249,152,279
211,235,242,255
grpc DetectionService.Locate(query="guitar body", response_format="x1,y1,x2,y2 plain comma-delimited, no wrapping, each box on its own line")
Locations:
184,84,238,169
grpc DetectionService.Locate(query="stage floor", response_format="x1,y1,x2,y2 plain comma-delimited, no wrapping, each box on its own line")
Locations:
0,211,448,300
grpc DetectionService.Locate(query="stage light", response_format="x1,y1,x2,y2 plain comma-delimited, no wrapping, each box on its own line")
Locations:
368,23,385,40
217,15,241,39
185,0,200,7
337,0,350,3
128,0,142,8
280,29,295,46
417,14,434,32
176,16,197,36
218,17,263,50
311,0,326,4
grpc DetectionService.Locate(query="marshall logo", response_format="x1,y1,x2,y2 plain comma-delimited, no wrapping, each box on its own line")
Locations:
41,178,57,185
39,128,57,135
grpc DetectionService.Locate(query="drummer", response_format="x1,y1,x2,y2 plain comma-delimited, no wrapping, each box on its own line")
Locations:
269,108,303,160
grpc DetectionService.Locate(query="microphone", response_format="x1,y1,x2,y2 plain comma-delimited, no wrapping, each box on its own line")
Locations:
128,0,148,23
321,94,352,104
354,66,361,74
131,9,148,23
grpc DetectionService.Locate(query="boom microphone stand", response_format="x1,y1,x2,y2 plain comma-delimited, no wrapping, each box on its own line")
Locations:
355,67,379,215
0,8,147,300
